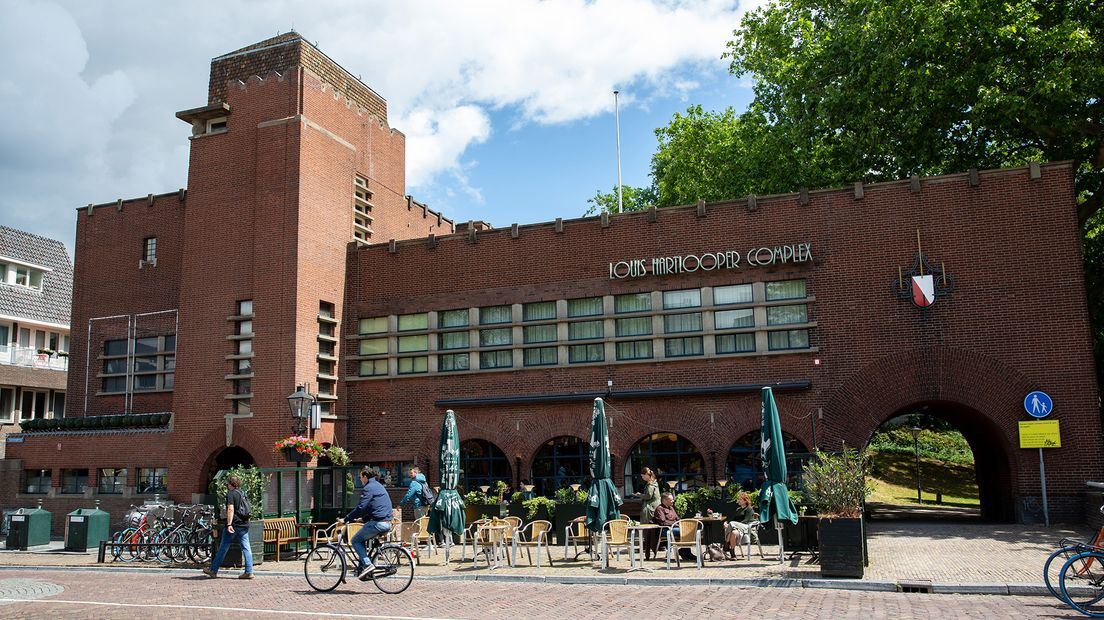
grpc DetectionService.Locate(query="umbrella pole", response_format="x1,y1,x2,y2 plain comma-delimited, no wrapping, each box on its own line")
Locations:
443,530,452,565
774,517,784,564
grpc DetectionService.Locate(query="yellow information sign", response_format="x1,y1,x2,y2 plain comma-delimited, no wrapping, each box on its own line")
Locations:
1019,420,1061,448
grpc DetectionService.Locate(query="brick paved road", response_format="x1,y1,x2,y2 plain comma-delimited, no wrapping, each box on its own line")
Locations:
0,568,1087,620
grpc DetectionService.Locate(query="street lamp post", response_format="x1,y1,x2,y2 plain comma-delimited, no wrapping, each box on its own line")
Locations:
287,384,314,437
910,426,922,504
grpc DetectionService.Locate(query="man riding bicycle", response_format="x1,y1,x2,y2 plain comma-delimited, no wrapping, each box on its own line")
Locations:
337,467,393,580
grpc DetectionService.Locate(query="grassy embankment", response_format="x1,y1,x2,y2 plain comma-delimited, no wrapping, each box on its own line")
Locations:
865,427,980,507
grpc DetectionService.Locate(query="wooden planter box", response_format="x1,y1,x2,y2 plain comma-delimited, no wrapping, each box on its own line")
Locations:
213,522,265,568
552,503,587,546
817,517,864,578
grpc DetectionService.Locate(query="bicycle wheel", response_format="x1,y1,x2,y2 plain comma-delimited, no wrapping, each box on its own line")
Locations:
117,528,143,563
153,528,177,564
1047,545,1088,600
187,528,213,564
371,545,414,594
1060,551,1104,616
304,544,346,592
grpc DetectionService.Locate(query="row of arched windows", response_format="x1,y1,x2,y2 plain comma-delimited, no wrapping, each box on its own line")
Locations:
457,432,811,497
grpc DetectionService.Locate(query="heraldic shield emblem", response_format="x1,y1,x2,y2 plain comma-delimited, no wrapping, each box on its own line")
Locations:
894,231,953,309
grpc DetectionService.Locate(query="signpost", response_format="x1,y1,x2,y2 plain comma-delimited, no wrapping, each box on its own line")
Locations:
1020,391,1056,526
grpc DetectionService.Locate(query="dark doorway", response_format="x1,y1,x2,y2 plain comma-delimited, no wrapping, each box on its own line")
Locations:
864,402,1013,522
212,445,255,472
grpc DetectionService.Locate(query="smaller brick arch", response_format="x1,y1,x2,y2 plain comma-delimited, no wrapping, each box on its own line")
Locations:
186,425,272,497
622,431,707,495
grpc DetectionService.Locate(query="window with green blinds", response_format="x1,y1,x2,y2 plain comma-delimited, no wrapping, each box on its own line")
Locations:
439,309,469,328
524,324,557,344
616,317,652,337
766,280,806,301
766,304,807,326
714,284,753,305
438,331,469,350
567,297,603,317
568,320,603,340
480,305,512,324
664,312,703,333
480,328,512,347
614,293,651,313
523,301,556,321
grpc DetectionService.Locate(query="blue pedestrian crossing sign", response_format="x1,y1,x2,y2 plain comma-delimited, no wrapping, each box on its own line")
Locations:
1024,391,1053,418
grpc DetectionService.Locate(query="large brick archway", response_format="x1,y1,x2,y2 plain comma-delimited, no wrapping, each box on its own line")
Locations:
824,347,1034,522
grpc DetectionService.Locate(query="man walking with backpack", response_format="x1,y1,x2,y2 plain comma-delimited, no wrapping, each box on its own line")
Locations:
399,466,434,520
203,475,254,579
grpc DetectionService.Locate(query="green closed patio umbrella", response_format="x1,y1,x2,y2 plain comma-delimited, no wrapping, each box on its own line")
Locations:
758,386,799,563
585,398,622,550
428,409,465,563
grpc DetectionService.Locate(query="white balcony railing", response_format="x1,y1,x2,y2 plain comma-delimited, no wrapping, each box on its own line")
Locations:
0,345,68,371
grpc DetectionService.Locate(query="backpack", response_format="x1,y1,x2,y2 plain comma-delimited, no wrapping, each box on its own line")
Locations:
231,488,251,520
419,480,436,506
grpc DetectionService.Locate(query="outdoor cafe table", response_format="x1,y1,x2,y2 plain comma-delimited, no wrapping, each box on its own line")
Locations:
697,516,728,546
627,524,665,571
475,523,511,569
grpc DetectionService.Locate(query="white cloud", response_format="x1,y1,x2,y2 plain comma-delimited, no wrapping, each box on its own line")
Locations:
0,0,766,251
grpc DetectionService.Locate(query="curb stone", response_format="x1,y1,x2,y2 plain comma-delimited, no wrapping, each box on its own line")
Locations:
804,579,897,592
931,583,1009,595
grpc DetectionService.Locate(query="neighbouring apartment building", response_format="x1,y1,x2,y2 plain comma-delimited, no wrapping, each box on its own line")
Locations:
0,227,71,458
2,33,1099,527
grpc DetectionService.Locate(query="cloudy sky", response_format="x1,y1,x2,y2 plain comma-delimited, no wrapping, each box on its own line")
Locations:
0,0,761,255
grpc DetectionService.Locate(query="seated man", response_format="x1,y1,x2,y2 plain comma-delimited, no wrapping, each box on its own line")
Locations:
337,467,393,580
653,492,680,536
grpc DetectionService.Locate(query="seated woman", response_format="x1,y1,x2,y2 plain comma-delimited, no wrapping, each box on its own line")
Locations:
724,491,758,559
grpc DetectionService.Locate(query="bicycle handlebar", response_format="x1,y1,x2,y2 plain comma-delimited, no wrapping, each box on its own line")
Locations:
1087,481,1104,490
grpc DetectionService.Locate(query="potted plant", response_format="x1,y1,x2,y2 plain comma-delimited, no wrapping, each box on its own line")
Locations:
324,445,350,467
463,488,503,522
521,496,556,522
507,491,526,518
273,435,322,464
209,465,270,567
802,448,873,578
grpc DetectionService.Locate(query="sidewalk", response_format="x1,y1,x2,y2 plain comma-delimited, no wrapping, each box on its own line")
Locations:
0,521,1088,596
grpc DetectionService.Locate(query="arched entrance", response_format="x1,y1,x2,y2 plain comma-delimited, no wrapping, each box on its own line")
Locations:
212,445,254,472
530,436,587,497
864,401,1013,522
624,433,705,495
726,430,811,491
459,439,511,494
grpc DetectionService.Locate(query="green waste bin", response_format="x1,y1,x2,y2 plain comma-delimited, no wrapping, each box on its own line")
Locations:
6,503,52,550
65,503,110,552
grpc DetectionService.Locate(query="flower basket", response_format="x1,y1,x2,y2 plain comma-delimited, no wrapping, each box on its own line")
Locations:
274,435,322,463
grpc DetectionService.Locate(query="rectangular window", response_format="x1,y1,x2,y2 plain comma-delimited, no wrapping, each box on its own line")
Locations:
104,339,128,356
479,350,512,369
232,399,251,416
568,343,604,363
318,322,335,337
236,358,253,374
438,331,470,350
102,376,127,393
769,329,810,351
766,279,806,301
614,293,651,314
523,324,557,344
143,237,157,262
0,325,8,346
715,309,755,329
237,339,253,355
479,328,512,347
438,353,470,372
19,390,47,420
34,330,45,350
523,347,557,366
615,317,652,337
397,334,428,352
522,301,556,321
358,317,387,334
233,378,251,395
664,312,703,333
665,336,704,357
616,340,653,361
24,469,50,494
60,334,70,353
136,468,167,494
104,358,127,374
663,289,701,310
98,468,127,494
439,309,469,328
358,338,387,355
318,360,335,376
397,356,428,374
238,300,253,315
134,337,158,354
319,340,335,356
48,332,59,350
61,469,88,494
479,305,512,325
50,392,64,418
716,333,756,354
319,301,335,319
714,284,753,305
567,297,603,317
131,335,175,391
766,304,808,326
359,359,388,376
397,313,428,331
14,267,29,287
0,387,13,422
568,320,603,340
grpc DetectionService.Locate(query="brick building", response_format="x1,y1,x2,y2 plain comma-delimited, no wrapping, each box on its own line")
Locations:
2,33,1099,525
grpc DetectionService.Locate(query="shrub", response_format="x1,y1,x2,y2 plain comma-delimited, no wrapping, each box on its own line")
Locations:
802,449,872,519
209,465,269,518
554,487,587,504
523,496,557,520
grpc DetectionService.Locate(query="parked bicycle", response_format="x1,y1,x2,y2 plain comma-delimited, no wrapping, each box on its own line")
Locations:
303,522,414,594
109,503,214,564
1043,482,1104,616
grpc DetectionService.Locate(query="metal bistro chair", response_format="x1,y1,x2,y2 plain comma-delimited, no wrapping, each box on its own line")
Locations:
600,519,633,569
666,519,704,569
512,520,554,568
412,515,436,560
393,521,421,564
460,518,489,563
474,519,511,569
563,516,592,561
732,520,765,560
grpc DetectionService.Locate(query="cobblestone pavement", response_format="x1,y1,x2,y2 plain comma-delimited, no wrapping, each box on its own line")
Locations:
0,567,1088,619
0,521,1089,589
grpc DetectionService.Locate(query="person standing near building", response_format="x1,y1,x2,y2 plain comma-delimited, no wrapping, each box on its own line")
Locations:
203,475,254,579
338,467,393,580
639,467,661,560
399,466,429,520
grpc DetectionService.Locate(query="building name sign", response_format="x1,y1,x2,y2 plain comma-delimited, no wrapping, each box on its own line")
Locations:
609,243,813,280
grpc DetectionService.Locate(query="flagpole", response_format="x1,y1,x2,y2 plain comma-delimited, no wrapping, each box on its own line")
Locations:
614,90,623,214
916,229,924,275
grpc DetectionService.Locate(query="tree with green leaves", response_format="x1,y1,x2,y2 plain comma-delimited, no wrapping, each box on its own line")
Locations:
584,184,657,215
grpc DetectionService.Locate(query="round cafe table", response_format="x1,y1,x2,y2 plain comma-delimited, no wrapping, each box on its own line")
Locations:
626,524,666,571
697,516,728,547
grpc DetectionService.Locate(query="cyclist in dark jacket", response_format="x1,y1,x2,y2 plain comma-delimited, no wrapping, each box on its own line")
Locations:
338,467,393,580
